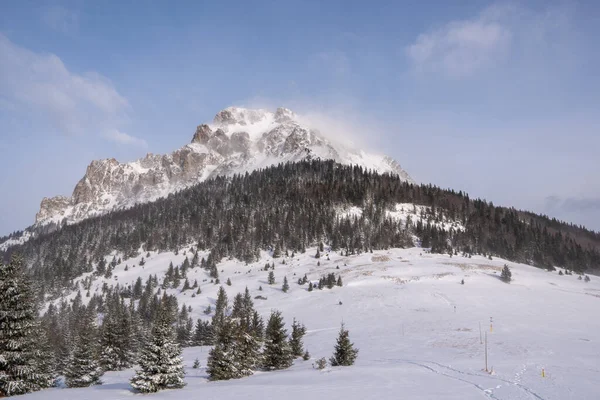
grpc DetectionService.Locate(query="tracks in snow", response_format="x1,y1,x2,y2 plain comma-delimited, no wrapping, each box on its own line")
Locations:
376,358,545,400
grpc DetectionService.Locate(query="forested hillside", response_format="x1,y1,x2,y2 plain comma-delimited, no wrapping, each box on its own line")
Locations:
3,160,599,297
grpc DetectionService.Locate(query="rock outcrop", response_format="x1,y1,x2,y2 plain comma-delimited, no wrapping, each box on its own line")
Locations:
34,107,413,226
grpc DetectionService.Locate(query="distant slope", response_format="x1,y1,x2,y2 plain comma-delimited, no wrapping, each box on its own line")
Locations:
3,160,598,297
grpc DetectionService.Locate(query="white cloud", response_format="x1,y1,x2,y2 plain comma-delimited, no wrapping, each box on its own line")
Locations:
103,129,147,148
405,3,576,79
0,34,138,143
42,5,79,33
406,6,512,77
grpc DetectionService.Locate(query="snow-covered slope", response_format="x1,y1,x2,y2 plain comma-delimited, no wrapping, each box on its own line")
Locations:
25,246,600,400
34,107,413,227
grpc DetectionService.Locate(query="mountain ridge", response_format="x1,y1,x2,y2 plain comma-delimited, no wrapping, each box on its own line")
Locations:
34,107,412,228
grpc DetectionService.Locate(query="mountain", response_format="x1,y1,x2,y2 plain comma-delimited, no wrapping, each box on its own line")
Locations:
34,107,412,228
4,160,599,294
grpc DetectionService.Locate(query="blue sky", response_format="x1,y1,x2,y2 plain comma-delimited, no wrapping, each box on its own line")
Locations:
1,0,599,235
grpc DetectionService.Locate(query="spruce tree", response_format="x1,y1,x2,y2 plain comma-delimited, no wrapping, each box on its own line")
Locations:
0,257,54,396
130,302,185,393
282,276,290,293
212,286,229,332
64,307,103,388
206,318,240,381
262,311,293,370
235,325,261,377
250,311,264,340
34,325,58,389
501,265,512,283
99,299,134,371
329,323,358,366
289,318,307,357
268,271,275,285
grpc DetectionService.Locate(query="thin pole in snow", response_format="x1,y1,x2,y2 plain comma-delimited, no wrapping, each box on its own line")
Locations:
485,331,488,372
479,322,482,344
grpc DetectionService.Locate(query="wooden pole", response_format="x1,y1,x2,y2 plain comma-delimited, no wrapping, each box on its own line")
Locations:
485,332,488,372
479,322,482,344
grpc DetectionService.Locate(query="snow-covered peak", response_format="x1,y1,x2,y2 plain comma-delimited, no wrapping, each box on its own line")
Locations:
28,106,413,229
213,107,274,127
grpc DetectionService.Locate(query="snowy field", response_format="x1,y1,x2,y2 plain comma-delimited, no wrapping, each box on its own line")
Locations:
24,247,600,400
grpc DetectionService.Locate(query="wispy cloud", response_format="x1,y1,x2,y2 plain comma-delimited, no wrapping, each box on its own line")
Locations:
405,4,572,78
42,5,79,34
0,34,137,144
406,6,512,77
103,129,147,148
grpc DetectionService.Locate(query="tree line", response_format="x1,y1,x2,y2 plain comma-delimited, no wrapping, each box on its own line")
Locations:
2,160,599,300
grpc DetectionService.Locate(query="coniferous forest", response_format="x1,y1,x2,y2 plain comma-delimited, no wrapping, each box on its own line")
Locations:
2,160,599,300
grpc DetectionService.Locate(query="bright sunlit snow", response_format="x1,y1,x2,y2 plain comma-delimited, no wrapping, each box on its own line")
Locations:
22,245,600,400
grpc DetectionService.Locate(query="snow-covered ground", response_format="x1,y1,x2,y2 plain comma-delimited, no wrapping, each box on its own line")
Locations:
26,247,600,400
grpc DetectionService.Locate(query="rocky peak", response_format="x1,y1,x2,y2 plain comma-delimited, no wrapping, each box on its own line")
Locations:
31,106,413,228
192,124,213,144
213,107,271,127
274,107,296,123
36,196,71,224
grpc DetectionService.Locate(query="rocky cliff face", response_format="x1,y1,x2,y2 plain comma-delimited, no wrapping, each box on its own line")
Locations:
34,107,413,226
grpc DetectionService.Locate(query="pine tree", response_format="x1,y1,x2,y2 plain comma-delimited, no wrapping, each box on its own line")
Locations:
99,298,134,371
336,276,343,287
235,325,261,377
308,282,313,292
501,264,512,283
212,286,229,332
0,256,54,396
282,276,290,293
206,318,240,381
130,302,185,393
250,310,264,340
34,326,58,389
64,307,103,388
268,271,275,285
262,311,293,370
330,323,358,366
289,318,307,357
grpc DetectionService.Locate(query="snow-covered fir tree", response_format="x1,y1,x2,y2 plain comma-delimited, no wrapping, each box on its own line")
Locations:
130,299,186,393
34,325,59,389
99,294,135,371
330,323,359,366
282,276,290,292
289,318,307,357
262,310,293,370
501,264,512,283
206,317,241,381
64,307,103,388
0,256,54,396
212,286,229,332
